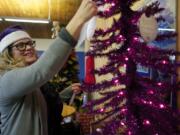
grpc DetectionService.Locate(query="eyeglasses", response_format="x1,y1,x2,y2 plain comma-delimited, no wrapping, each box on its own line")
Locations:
10,40,36,51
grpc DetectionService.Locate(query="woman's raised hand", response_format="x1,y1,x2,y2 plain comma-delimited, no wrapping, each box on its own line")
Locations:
66,0,98,40
74,0,98,24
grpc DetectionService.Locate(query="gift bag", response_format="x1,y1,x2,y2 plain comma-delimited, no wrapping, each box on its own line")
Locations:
77,113,94,135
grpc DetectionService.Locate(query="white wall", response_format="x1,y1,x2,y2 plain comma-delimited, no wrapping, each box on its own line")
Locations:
33,38,54,51
33,38,85,52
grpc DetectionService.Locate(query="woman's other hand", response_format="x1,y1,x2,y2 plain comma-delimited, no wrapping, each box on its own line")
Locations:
71,83,82,94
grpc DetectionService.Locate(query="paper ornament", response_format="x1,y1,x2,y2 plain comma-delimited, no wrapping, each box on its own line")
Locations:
139,13,158,42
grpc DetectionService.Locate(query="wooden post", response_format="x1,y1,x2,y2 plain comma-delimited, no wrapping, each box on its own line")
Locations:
177,0,180,109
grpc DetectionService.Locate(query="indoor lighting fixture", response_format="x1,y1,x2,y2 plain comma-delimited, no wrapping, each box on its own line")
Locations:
158,28,176,32
0,18,2,21
4,17,50,24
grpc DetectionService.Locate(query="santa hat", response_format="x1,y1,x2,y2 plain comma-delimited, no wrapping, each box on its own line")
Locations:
0,25,31,53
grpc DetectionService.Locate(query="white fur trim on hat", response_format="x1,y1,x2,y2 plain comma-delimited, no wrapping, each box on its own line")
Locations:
0,30,31,53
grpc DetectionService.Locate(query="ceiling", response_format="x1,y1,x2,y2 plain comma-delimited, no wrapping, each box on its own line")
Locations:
0,0,82,38
0,0,145,39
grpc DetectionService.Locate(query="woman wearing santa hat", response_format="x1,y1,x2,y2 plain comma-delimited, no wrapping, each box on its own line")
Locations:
0,0,97,135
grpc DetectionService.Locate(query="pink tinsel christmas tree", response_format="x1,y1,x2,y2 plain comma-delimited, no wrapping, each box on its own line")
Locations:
82,0,180,135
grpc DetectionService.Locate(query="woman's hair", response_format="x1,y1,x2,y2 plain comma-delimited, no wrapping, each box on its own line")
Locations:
0,25,27,73
0,47,25,73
